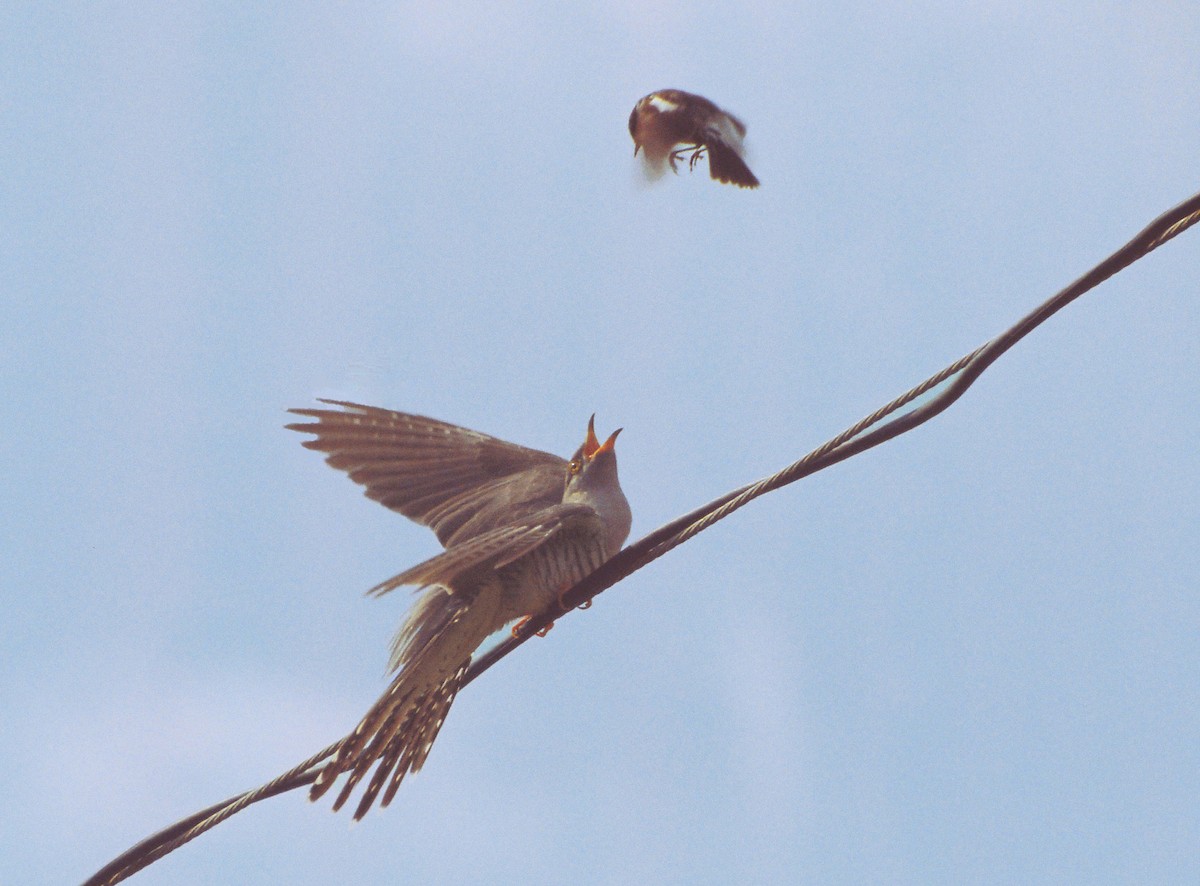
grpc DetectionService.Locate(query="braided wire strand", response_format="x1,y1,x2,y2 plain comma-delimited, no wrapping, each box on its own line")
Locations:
83,189,1200,885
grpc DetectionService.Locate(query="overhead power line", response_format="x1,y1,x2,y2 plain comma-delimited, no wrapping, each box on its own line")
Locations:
84,189,1200,886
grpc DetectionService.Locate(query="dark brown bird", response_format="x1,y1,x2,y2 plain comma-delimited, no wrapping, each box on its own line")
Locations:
287,400,632,819
628,89,759,188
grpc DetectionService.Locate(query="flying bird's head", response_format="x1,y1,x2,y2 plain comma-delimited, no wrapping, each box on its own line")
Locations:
628,91,684,164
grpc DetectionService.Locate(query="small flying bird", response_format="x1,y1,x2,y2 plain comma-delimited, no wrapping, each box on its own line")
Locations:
628,89,759,189
287,401,632,819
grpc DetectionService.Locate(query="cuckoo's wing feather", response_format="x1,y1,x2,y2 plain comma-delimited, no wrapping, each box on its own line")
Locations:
287,400,567,547
365,502,599,598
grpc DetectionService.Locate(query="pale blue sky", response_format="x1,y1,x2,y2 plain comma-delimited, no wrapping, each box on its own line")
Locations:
3,3,1199,884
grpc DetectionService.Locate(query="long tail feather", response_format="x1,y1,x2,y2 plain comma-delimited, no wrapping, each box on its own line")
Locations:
309,663,468,819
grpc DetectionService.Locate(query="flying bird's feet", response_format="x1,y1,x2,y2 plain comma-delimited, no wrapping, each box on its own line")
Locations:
669,145,703,173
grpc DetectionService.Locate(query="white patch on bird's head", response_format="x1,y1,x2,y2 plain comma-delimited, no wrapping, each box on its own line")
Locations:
648,94,680,113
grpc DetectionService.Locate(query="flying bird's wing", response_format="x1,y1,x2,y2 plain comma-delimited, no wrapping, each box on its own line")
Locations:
287,400,567,547
700,106,757,188
703,109,747,144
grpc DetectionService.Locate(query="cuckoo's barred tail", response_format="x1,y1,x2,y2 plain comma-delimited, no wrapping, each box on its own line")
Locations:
707,142,759,189
310,662,468,820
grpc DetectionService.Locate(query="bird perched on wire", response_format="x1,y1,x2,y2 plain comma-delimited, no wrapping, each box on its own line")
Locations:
628,88,759,189
287,400,632,819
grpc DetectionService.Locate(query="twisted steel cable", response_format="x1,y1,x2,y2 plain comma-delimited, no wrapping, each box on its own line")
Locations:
84,189,1200,886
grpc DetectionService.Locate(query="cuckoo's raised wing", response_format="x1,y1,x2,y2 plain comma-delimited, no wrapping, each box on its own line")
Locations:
287,400,568,547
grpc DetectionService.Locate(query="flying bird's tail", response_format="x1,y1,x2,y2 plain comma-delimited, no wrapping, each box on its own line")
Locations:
706,141,759,189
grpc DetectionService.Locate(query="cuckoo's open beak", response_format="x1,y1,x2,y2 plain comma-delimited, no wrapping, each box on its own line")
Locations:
583,414,600,457
593,428,622,457
583,417,620,458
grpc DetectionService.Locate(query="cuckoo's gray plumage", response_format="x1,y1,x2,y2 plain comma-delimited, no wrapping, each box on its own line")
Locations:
287,400,632,818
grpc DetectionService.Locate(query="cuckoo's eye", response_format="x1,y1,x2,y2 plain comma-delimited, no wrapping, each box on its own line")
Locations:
568,457,583,476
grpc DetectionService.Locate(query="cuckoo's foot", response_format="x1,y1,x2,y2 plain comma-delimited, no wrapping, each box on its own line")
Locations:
556,589,594,612
561,590,595,609
512,615,555,639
